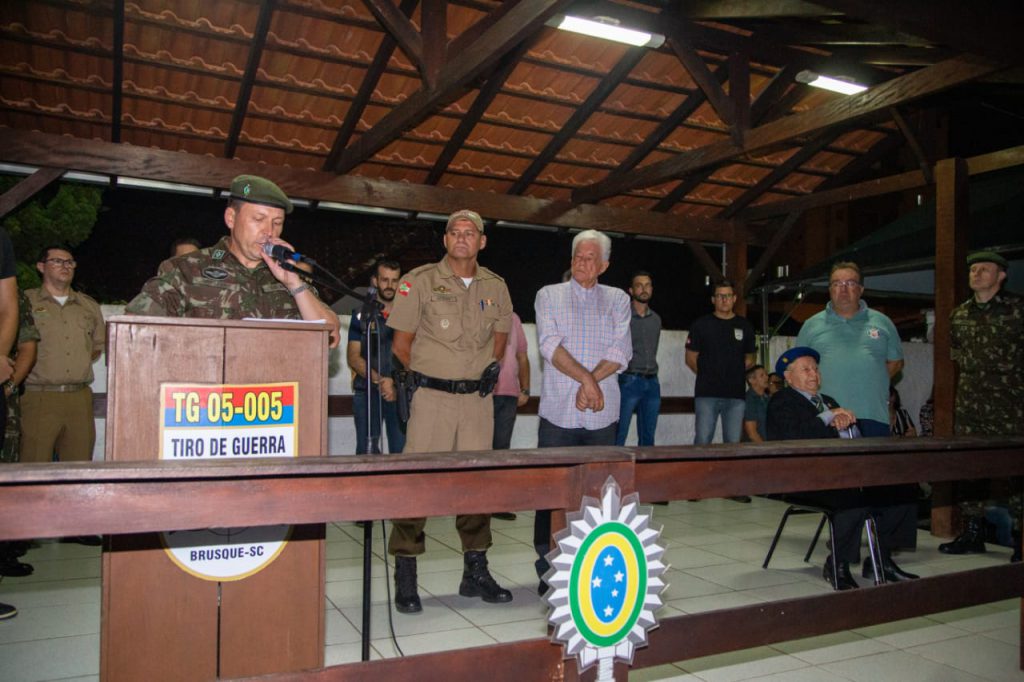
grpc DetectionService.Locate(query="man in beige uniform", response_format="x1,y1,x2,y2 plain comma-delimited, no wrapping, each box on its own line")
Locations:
21,246,104,462
386,209,514,614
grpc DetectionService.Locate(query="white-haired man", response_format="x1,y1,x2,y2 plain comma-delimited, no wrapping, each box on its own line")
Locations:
532,229,632,593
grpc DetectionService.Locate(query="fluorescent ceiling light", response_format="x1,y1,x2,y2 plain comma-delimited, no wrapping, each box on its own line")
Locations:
796,70,868,95
555,15,664,48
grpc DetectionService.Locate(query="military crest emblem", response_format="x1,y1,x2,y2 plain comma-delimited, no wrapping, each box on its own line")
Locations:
544,477,666,680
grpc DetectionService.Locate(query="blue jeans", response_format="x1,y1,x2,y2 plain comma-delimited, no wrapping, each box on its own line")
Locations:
693,397,745,444
352,390,406,454
616,374,660,446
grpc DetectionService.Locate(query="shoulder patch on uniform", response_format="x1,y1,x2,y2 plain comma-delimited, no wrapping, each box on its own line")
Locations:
398,280,412,296
211,249,226,261
202,267,229,280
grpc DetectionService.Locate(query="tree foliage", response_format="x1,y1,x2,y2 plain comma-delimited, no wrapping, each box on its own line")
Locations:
0,177,102,290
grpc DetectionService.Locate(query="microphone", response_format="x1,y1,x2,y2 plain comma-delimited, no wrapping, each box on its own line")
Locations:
262,242,305,263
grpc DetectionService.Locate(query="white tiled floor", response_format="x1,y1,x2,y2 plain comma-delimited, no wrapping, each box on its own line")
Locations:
1,497,1022,681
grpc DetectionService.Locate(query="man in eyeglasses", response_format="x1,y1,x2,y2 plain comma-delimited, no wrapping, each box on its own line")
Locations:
21,245,105,464
685,279,756,448
796,262,904,438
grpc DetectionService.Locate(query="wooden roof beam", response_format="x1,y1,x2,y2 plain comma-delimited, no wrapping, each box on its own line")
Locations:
719,130,840,219
421,0,447,88
0,129,742,244
111,0,125,144
571,55,1002,205
0,167,66,221
323,0,420,171
224,0,275,159
507,46,647,196
364,0,424,71
739,138,1024,222
667,33,735,128
890,107,934,184
331,0,573,174
811,0,1024,66
670,0,842,20
426,41,530,185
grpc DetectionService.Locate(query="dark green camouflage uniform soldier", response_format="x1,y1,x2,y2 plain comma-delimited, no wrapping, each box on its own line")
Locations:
126,175,339,345
940,251,1024,559
1,292,40,462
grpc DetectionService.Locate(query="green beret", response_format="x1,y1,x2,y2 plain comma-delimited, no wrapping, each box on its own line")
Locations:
230,175,293,215
967,251,1007,269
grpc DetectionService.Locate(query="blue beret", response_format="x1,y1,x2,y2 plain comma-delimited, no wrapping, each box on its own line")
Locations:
775,346,820,376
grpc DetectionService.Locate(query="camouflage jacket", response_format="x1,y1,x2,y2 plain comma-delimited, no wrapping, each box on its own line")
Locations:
950,289,1024,435
14,290,40,354
126,237,304,319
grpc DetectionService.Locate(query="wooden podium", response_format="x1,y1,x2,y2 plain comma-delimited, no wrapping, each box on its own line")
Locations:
101,316,329,680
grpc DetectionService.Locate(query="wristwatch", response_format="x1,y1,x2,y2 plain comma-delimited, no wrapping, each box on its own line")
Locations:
520,388,530,397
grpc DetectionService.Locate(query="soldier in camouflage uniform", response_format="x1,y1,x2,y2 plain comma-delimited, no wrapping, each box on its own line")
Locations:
126,175,339,345
1,291,40,462
940,251,1024,559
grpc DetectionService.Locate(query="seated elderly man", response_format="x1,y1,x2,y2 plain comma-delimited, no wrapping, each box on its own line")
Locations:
767,347,918,590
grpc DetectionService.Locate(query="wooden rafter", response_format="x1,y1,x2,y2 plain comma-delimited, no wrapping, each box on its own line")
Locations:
729,51,750,146
670,0,843,20
421,0,447,88
0,129,742,243
425,41,530,186
890,107,934,184
507,46,647,196
110,0,125,144
224,0,275,159
0,167,66,221
719,131,840,219
748,64,801,124
331,0,573,174
571,55,1001,206
607,64,730,182
363,0,424,70
322,0,420,171
666,33,734,128
811,0,1024,65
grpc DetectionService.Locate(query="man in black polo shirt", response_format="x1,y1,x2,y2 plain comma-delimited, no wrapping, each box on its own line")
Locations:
616,271,661,446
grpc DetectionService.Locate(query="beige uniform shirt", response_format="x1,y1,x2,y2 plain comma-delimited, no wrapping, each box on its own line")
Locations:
387,257,512,380
25,287,105,386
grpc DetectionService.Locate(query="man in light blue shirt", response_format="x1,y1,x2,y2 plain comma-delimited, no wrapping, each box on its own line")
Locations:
796,262,903,437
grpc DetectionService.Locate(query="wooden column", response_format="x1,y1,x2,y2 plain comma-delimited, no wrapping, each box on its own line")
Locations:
931,157,968,536
727,234,748,316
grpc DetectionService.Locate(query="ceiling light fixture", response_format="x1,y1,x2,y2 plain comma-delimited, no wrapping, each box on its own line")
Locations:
796,70,868,95
554,15,665,48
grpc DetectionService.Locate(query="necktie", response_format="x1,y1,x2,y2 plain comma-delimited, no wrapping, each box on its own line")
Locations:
813,395,825,414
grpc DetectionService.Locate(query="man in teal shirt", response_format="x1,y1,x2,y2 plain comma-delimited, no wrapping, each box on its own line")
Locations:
796,262,904,437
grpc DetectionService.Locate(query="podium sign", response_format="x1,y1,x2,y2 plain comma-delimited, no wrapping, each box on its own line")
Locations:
102,316,328,681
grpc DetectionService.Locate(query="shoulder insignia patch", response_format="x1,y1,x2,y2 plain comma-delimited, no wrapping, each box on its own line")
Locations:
211,249,226,261
398,281,412,297
202,267,229,280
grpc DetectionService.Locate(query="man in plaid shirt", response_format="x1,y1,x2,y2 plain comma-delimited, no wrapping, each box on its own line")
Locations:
532,229,632,594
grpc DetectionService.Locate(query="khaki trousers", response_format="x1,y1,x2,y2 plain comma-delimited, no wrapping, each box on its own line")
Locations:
20,388,95,462
388,387,494,557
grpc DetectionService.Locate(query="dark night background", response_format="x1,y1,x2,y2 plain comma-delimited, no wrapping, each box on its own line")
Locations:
71,186,732,330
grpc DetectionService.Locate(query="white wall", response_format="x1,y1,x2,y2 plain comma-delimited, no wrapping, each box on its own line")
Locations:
89,308,935,458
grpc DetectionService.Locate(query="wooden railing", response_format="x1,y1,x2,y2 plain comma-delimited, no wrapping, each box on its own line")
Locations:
1,436,1022,680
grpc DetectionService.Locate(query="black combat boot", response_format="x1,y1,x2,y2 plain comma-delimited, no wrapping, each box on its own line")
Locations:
459,551,513,603
938,516,987,554
393,555,422,614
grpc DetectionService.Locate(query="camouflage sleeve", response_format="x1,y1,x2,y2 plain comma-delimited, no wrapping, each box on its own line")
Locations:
16,291,39,344
125,260,186,317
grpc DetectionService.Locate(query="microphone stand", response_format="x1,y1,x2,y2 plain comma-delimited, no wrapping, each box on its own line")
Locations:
275,254,389,659
358,287,385,662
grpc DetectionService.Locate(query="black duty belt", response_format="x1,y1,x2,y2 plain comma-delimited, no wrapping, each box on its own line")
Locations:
415,374,481,394
624,371,658,379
